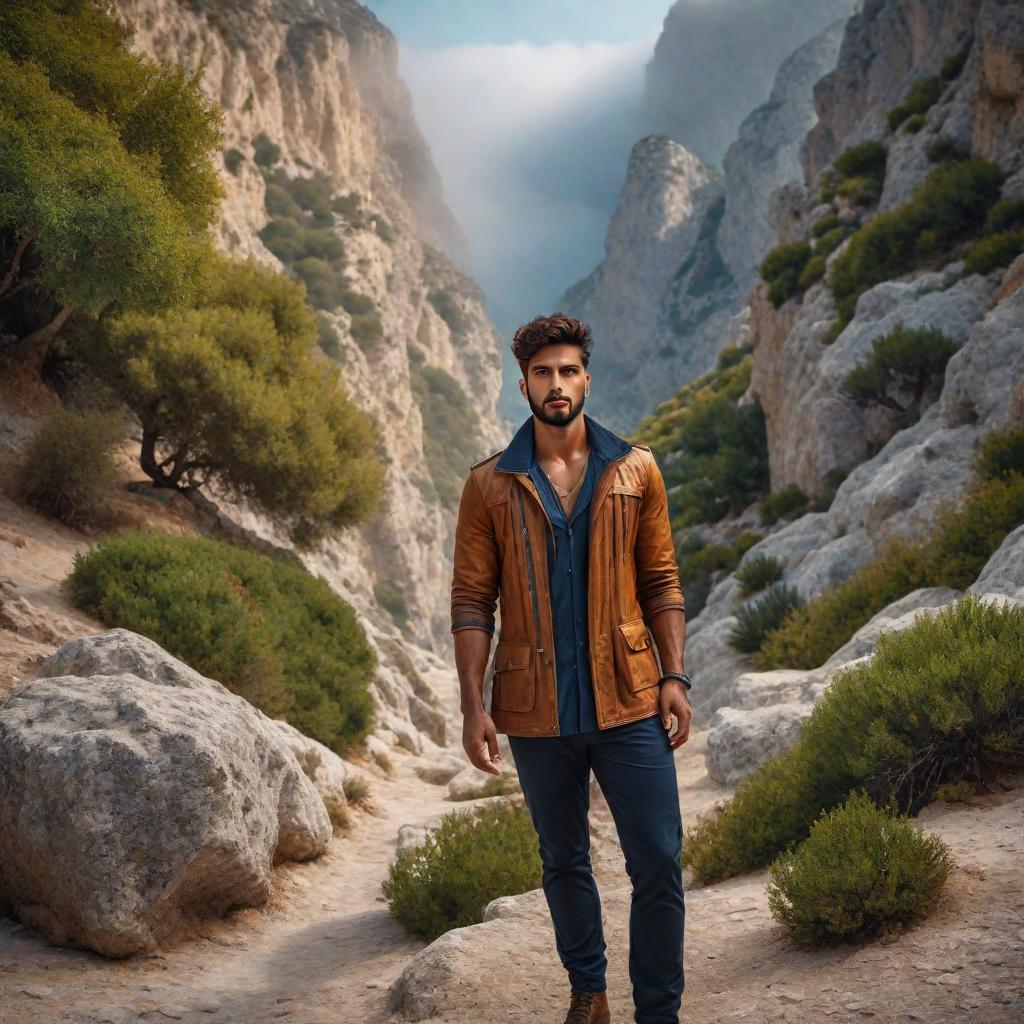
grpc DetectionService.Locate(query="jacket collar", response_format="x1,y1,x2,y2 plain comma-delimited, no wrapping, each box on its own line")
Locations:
494,412,632,474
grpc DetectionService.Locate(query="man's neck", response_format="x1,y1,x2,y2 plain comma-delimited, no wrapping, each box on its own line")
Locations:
533,415,588,466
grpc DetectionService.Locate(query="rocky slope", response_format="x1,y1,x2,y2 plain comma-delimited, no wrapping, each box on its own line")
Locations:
2,0,510,755
681,0,1024,736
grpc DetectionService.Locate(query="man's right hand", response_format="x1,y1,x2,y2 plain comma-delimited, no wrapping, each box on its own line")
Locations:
462,709,504,775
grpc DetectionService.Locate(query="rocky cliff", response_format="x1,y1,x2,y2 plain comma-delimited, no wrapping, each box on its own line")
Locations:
645,0,860,167
109,0,509,755
561,15,850,434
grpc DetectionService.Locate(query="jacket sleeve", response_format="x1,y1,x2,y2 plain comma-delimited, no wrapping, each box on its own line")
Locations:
635,451,686,620
450,470,500,636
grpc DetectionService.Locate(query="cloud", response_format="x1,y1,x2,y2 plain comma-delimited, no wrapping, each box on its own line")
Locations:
397,34,660,341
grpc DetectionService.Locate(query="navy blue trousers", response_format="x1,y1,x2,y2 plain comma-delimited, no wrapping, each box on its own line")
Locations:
508,712,685,1024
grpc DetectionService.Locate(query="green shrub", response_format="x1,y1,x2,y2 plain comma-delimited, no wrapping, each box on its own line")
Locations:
836,174,883,205
901,113,927,134
373,216,395,243
887,77,943,131
815,225,853,258
343,775,372,808
820,142,888,206
729,583,803,653
760,241,813,307
759,484,808,526
975,424,1024,482
317,313,341,358
985,196,1024,233
382,799,542,940
834,141,888,182
349,311,383,349
633,350,770,528
964,228,1024,275
940,50,969,82
828,158,1005,324
374,580,409,628
840,325,958,423
17,405,126,528
758,425,1024,669
933,780,975,802
812,212,840,238
797,252,827,290
68,529,377,755
223,148,244,175
766,790,954,944
252,131,280,167
736,554,784,595
684,594,1024,881
925,136,970,164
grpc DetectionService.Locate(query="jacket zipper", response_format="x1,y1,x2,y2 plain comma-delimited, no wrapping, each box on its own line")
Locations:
515,485,544,658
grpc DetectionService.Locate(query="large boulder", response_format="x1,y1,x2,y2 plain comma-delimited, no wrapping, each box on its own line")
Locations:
0,629,332,958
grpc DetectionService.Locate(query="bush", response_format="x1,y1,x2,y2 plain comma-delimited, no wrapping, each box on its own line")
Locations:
759,483,807,526
760,241,813,307
925,136,970,164
633,350,770,528
758,424,1024,670
887,77,943,131
374,580,409,628
382,799,542,940
840,325,958,423
68,529,378,755
901,113,927,134
736,554,784,595
820,142,887,206
252,131,280,167
684,594,1024,882
766,790,954,944
223,147,244,175
17,405,126,528
729,583,803,653
828,158,1005,325
964,229,1024,276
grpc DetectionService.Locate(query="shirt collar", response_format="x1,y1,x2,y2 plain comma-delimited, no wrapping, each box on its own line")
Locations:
494,412,632,475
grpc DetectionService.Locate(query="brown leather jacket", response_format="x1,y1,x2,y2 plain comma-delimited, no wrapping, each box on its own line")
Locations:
450,413,686,736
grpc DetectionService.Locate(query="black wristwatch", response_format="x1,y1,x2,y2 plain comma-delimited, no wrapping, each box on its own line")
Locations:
659,671,692,691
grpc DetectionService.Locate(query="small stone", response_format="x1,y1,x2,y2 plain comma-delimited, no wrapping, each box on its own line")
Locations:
156,1008,187,1020
936,973,962,986
21,986,55,999
769,985,805,1003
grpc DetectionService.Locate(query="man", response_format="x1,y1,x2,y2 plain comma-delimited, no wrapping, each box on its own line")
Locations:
450,313,691,1024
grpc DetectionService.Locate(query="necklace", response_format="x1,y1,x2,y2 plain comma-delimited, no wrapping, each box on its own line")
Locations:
546,448,590,497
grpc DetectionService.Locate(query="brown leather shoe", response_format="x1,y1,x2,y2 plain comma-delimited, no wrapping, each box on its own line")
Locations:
562,987,610,1024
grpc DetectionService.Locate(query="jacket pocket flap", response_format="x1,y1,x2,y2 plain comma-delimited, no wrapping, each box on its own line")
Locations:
617,619,651,651
610,485,642,497
494,641,532,671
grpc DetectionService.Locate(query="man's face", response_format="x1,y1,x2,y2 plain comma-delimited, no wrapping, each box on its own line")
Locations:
520,343,591,427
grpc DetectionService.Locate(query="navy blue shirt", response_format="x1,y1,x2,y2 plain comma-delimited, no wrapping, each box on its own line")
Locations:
528,437,606,736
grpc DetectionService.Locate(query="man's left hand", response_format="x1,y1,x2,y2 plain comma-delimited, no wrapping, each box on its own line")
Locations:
659,679,691,750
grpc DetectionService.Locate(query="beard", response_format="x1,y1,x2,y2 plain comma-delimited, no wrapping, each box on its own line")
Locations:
528,389,587,427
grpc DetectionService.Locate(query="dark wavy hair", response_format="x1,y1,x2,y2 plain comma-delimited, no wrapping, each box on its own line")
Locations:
510,312,594,380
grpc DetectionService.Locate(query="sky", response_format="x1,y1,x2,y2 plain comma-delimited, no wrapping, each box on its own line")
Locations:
362,1,669,413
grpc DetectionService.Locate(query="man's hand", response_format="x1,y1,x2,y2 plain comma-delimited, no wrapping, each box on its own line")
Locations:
462,708,504,775
659,679,691,750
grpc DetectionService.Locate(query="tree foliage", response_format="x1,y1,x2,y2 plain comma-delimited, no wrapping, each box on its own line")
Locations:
82,252,386,548
0,0,224,365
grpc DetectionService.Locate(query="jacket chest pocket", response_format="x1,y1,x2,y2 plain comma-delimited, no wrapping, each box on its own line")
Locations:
490,640,537,712
609,486,642,561
614,617,661,692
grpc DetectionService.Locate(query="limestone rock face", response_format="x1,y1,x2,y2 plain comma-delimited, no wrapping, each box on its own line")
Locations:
0,630,331,958
561,16,849,433
646,0,860,167
110,0,510,755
